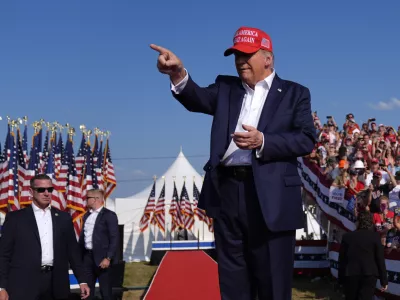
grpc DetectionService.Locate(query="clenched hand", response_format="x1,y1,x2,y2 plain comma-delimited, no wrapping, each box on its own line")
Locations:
232,124,263,150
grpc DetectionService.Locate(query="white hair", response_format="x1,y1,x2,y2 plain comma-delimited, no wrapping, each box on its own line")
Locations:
260,50,274,69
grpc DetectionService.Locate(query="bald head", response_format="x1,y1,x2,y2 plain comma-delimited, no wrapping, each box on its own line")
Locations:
86,189,105,210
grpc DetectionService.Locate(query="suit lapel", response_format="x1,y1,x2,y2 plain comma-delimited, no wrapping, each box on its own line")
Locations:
51,208,60,255
227,82,246,142
27,205,41,245
93,207,105,238
82,211,90,229
257,75,285,132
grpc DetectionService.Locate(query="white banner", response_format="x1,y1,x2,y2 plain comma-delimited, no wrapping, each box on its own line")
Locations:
299,157,400,297
329,186,345,203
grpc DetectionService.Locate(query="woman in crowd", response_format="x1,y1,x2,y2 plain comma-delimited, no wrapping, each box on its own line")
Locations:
373,195,395,246
345,169,365,200
339,211,388,299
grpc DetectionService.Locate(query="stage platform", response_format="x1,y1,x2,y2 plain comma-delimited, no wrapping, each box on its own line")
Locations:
150,240,330,275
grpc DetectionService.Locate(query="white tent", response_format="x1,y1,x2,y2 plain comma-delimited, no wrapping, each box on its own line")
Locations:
115,149,214,262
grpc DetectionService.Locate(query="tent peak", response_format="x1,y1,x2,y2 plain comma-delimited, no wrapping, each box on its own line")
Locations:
178,146,184,157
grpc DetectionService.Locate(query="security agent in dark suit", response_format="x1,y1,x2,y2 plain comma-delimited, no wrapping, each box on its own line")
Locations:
339,211,388,300
0,174,90,300
151,26,316,300
79,189,119,300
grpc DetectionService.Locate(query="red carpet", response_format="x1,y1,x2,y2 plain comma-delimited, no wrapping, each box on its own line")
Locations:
144,251,221,300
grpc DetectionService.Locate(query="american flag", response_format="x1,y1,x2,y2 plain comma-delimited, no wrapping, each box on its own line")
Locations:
45,139,67,211
0,144,4,163
208,218,214,232
42,130,49,164
81,142,99,201
150,182,165,232
3,124,11,161
169,181,184,231
75,134,87,178
192,181,213,232
139,182,156,232
33,127,43,173
19,131,40,207
91,134,104,191
0,143,8,213
16,129,29,207
193,181,206,222
7,132,20,211
65,135,85,239
0,120,117,228
96,138,103,169
22,123,28,166
180,182,194,230
103,138,116,199
92,134,99,165
54,133,64,178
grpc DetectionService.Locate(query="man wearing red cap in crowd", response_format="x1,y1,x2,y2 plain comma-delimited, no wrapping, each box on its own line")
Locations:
150,26,316,300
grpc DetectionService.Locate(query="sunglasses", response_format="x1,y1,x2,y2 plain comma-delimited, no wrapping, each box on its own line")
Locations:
32,187,54,193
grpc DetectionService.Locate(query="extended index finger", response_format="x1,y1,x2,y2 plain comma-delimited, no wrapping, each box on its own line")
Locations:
150,44,170,54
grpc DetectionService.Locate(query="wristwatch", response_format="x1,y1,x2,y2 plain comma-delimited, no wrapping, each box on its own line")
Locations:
105,257,111,261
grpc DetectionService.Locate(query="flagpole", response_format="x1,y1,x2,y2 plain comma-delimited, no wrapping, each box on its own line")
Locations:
203,220,205,241
202,175,205,241
162,175,166,241
153,175,157,241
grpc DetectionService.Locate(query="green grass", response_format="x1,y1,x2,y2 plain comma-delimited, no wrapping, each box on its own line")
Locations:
122,262,158,300
121,262,343,300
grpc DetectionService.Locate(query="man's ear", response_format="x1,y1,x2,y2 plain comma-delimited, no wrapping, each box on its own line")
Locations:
264,54,273,69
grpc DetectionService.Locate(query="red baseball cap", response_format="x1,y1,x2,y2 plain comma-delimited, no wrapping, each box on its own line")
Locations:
373,171,382,177
224,26,273,56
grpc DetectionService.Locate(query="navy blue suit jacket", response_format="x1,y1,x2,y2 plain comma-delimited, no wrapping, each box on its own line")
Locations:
0,206,86,300
79,207,119,266
173,74,316,231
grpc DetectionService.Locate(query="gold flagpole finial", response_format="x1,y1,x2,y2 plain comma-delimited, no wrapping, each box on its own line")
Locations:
86,129,93,140
68,126,76,139
57,123,64,133
79,124,87,135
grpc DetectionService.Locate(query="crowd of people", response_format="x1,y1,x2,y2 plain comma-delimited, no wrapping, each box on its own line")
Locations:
307,112,400,250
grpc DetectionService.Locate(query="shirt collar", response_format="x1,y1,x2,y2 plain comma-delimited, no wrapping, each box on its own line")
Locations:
32,202,51,212
242,68,276,92
90,205,104,214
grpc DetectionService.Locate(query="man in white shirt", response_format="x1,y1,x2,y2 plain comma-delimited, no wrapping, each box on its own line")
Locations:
151,26,316,300
79,189,119,300
0,174,89,300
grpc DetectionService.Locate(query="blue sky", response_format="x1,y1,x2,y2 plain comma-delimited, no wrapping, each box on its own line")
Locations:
0,0,399,198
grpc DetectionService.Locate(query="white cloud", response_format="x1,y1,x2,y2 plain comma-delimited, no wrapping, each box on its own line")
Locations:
369,97,400,110
131,169,146,176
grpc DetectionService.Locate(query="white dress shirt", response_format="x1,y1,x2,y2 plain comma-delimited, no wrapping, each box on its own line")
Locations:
32,202,53,266
171,69,275,166
84,206,103,250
